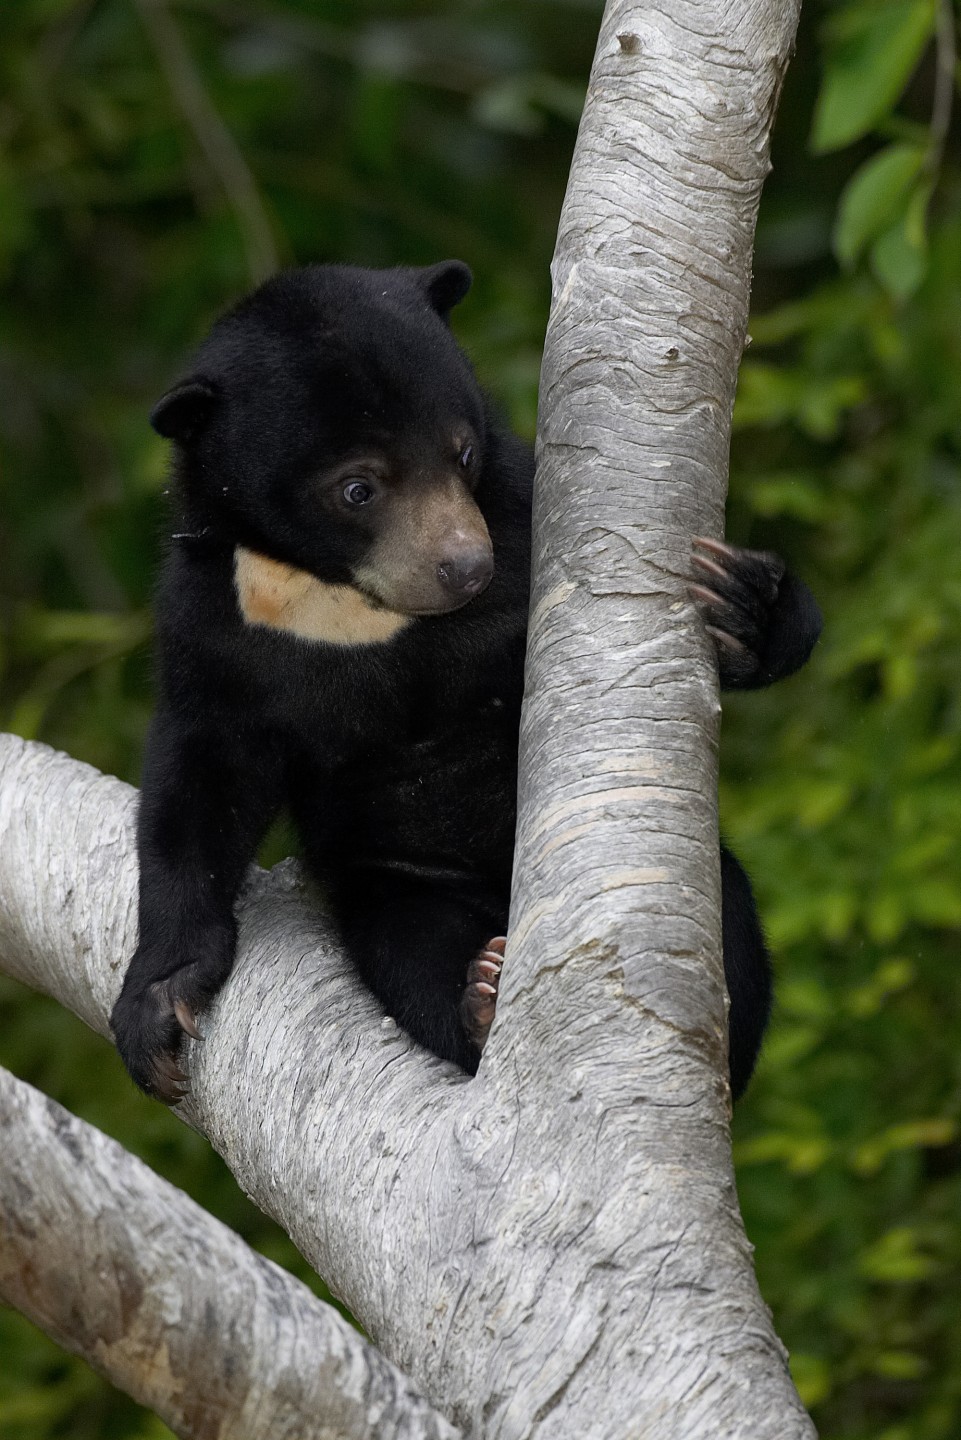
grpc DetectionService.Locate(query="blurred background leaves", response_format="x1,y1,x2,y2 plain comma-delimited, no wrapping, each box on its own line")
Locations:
1,1,960,1436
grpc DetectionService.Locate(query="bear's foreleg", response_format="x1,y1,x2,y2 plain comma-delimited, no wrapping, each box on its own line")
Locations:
111,710,281,1102
691,537,823,689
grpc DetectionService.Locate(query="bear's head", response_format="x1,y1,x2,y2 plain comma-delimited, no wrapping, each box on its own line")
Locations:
152,261,495,618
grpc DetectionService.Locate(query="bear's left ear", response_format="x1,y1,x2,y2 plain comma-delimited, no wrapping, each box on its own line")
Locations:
150,377,218,443
416,260,473,321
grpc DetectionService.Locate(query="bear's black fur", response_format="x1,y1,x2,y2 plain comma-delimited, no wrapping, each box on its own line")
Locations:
110,261,822,1104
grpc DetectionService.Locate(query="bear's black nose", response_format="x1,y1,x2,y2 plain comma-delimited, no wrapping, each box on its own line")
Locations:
437,549,494,597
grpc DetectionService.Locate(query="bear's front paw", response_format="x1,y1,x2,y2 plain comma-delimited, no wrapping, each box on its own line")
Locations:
690,537,786,688
111,960,212,1104
460,936,506,1053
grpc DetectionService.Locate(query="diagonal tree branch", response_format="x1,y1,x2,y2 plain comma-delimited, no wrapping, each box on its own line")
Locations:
0,1061,458,1440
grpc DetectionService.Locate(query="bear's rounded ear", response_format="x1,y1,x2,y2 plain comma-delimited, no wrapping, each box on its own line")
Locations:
149,377,218,443
417,260,472,320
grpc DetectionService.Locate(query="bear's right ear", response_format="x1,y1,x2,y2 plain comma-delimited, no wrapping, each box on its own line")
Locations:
149,377,218,443
417,260,473,321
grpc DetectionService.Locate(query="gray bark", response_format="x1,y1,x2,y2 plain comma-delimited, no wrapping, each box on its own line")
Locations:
505,0,809,1429
0,1063,457,1440
0,1,816,1436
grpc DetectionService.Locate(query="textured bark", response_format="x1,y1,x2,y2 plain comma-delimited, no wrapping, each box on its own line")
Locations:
502,0,811,1430
0,1064,458,1440
0,2,816,1436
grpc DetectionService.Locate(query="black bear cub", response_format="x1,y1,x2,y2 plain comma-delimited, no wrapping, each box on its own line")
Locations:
111,261,822,1104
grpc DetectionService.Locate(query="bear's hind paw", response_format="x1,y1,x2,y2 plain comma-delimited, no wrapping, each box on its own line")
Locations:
460,936,506,1052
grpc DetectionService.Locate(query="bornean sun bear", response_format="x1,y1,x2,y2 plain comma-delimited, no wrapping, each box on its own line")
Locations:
110,261,822,1104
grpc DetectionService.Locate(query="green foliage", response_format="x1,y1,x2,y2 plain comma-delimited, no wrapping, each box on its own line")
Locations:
1,1,960,1437
726,5,961,1432
833,143,926,269
811,0,937,152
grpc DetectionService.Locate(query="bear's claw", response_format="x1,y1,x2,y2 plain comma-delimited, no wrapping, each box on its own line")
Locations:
151,1050,189,1105
690,537,785,686
173,998,204,1041
111,957,216,1105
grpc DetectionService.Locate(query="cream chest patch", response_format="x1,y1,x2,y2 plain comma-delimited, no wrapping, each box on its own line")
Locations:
233,546,412,646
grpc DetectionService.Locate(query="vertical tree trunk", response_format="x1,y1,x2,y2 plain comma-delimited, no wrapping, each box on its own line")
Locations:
487,0,814,1433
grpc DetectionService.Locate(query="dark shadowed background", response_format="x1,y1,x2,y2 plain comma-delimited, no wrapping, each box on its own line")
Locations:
1,1,960,1436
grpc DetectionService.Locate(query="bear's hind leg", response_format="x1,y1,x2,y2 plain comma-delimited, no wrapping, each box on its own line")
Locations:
721,844,774,1101
334,870,507,1074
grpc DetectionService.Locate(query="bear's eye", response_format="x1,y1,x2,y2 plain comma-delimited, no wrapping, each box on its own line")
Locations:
343,481,374,507
458,444,474,470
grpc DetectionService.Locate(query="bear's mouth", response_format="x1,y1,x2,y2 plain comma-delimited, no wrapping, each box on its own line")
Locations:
356,578,489,618
352,553,493,617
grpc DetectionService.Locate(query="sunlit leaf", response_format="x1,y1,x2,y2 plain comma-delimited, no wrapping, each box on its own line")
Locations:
748,473,832,523
858,1228,936,1283
909,882,961,927
811,0,938,153
873,1351,926,1381
790,1353,832,1408
846,958,914,1015
870,183,932,300
797,781,852,828
834,144,926,268
853,1118,954,1174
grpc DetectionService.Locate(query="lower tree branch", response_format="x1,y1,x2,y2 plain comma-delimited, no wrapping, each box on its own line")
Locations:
0,718,813,1437
0,1062,458,1440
